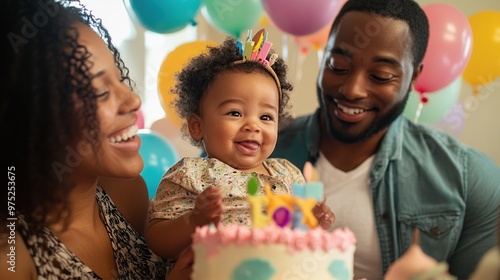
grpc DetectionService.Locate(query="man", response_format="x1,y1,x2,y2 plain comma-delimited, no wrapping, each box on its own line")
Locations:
272,0,500,279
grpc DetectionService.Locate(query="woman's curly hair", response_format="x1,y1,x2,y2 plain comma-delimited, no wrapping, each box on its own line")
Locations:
2,0,134,232
172,37,293,148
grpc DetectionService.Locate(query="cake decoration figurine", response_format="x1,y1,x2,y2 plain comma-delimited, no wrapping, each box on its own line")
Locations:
246,162,324,230
246,177,319,229
384,229,456,280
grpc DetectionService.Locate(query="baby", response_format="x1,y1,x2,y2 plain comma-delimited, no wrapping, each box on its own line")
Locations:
146,30,335,262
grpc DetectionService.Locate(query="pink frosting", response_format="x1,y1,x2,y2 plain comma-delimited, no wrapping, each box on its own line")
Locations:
192,225,356,258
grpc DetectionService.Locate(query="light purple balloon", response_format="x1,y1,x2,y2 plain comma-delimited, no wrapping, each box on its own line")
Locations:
263,0,343,36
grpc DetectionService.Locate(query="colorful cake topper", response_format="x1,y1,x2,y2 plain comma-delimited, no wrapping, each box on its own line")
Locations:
246,176,323,230
272,207,291,227
247,176,259,195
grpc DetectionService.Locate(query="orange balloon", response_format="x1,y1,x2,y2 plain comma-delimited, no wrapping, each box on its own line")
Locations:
157,41,217,128
462,11,500,87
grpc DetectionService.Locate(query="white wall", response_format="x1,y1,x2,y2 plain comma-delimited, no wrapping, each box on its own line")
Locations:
91,0,500,165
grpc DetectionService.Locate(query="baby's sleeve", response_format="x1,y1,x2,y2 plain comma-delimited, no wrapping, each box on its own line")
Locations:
284,159,306,184
148,178,197,221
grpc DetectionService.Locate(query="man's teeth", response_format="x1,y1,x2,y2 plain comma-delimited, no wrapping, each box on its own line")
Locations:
109,124,139,143
337,103,366,115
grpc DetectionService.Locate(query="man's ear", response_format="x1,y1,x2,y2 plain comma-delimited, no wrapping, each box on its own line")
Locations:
411,63,424,88
187,113,203,141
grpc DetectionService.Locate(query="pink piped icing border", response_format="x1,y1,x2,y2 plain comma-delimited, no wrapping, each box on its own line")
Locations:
192,225,356,258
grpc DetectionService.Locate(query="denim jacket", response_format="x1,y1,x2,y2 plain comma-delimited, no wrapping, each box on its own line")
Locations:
272,109,500,279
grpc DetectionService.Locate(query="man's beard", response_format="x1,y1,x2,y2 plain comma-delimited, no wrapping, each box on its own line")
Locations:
322,91,411,144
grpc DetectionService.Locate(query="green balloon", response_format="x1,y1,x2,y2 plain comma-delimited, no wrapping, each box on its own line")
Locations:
404,77,462,124
247,176,259,195
201,0,263,37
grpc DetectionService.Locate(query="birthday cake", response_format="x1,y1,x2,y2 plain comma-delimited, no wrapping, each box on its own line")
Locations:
191,169,356,280
191,225,356,280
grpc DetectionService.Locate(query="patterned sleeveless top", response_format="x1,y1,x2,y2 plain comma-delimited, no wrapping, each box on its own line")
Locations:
17,186,166,279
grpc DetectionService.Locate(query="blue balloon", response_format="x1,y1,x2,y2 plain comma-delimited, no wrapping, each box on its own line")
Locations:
128,0,201,34
403,77,462,124
138,129,179,199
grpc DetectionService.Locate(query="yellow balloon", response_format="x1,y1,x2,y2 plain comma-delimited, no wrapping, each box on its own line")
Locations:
462,11,500,87
259,14,270,26
157,40,218,128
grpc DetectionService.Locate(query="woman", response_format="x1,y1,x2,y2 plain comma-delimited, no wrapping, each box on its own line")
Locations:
1,0,190,279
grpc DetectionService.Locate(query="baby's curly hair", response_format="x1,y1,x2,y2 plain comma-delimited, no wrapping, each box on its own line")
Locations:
172,37,293,148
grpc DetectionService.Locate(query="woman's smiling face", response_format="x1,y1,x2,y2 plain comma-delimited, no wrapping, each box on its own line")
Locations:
74,23,143,180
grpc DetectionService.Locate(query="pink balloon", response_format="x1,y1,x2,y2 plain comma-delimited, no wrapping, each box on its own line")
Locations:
263,0,343,36
294,0,347,50
415,3,472,94
136,108,145,129
295,18,333,51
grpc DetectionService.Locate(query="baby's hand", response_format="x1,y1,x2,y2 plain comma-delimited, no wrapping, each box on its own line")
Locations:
190,186,223,227
312,199,335,230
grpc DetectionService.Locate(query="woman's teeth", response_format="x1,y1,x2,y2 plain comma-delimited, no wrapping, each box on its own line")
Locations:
109,124,139,143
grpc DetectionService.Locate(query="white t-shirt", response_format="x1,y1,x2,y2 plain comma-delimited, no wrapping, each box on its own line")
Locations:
316,152,383,280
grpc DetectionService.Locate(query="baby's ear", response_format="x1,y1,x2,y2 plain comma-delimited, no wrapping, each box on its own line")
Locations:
187,113,203,140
